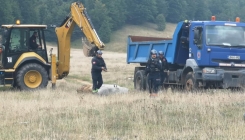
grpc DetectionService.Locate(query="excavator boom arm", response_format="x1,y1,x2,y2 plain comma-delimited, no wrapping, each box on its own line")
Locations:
70,2,105,49
54,2,104,79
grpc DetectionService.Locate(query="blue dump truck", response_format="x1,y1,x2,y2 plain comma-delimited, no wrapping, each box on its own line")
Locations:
127,16,245,91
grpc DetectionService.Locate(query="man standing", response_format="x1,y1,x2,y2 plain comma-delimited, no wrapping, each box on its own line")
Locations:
145,49,162,97
29,31,41,50
158,51,169,84
91,50,107,93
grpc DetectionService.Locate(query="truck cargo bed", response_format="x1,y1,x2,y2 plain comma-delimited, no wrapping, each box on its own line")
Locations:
126,35,174,64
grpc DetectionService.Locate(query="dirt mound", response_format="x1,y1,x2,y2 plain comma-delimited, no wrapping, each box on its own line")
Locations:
77,84,93,93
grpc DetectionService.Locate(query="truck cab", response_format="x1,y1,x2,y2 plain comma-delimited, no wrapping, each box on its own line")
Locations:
185,17,245,89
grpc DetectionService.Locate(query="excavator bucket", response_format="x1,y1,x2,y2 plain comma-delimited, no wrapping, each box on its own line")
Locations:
82,38,97,57
82,40,92,57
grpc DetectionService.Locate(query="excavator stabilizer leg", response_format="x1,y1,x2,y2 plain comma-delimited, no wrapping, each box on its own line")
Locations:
50,49,57,89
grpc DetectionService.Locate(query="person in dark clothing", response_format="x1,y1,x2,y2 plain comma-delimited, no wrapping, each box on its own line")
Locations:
91,50,107,93
158,51,169,84
145,49,162,97
29,31,41,50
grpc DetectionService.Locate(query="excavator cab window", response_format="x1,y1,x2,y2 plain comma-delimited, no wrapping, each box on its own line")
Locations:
29,30,43,50
5,28,48,64
9,28,29,54
28,29,48,61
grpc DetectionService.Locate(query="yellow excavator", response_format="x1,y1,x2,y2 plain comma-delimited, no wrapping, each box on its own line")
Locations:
0,2,105,90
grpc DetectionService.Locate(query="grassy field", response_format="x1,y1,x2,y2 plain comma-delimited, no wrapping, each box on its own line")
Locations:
1,23,245,139
1,88,245,139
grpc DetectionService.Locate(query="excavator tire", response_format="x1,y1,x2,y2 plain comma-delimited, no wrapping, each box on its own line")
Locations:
16,63,48,90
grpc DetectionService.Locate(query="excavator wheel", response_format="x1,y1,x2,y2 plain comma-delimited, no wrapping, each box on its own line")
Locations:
16,63,48,90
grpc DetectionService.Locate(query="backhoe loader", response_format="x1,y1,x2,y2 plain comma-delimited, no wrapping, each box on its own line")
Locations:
0,2,104,90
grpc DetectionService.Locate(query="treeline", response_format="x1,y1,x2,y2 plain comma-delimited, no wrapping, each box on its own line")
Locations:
0,0,245,43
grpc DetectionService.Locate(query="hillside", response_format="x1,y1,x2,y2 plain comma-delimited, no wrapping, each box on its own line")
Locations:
70,22,177,53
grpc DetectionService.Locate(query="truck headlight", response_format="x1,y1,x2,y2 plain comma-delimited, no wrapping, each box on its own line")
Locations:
203,68,216,74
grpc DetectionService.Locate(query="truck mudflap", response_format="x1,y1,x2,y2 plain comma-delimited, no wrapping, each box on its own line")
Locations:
202,69,245,88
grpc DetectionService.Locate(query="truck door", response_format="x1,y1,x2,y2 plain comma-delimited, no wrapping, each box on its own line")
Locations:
192,25,209,66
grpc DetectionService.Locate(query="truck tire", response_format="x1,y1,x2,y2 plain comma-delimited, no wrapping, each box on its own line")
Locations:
185,72,197,91
16,63,49,90
134,70,146,90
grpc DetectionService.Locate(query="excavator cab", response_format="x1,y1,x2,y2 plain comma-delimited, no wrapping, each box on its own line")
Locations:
0,22,50,90
0,25,49,69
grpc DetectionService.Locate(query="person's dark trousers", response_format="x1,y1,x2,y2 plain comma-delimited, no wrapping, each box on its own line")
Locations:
148,72,161,93
91,72,103,90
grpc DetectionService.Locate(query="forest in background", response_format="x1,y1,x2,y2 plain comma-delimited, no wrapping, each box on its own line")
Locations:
0,0,245,43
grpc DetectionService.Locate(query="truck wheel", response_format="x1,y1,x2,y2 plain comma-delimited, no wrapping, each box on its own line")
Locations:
185,72,197,91
134,70,146,90
16,63,48,90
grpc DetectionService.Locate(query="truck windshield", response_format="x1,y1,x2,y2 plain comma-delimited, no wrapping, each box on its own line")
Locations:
206,25,245,47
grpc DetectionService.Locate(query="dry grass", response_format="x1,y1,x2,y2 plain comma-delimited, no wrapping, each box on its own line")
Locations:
2,23,245,139
1,88,245,139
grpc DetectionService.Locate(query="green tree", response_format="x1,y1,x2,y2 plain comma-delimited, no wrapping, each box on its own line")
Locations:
99,20,111,43
156,14,166,31
89,0,112,42
238,0,245,22
38,5,50,24
218,0,239,21
126,0,157,24
166,0,187,23
185,0,197,20
17,0,39,23
102,0,127,30
11,0,22,22
155,0,168,16
0,0,15,24
207,0,224,19
195,0,210,20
